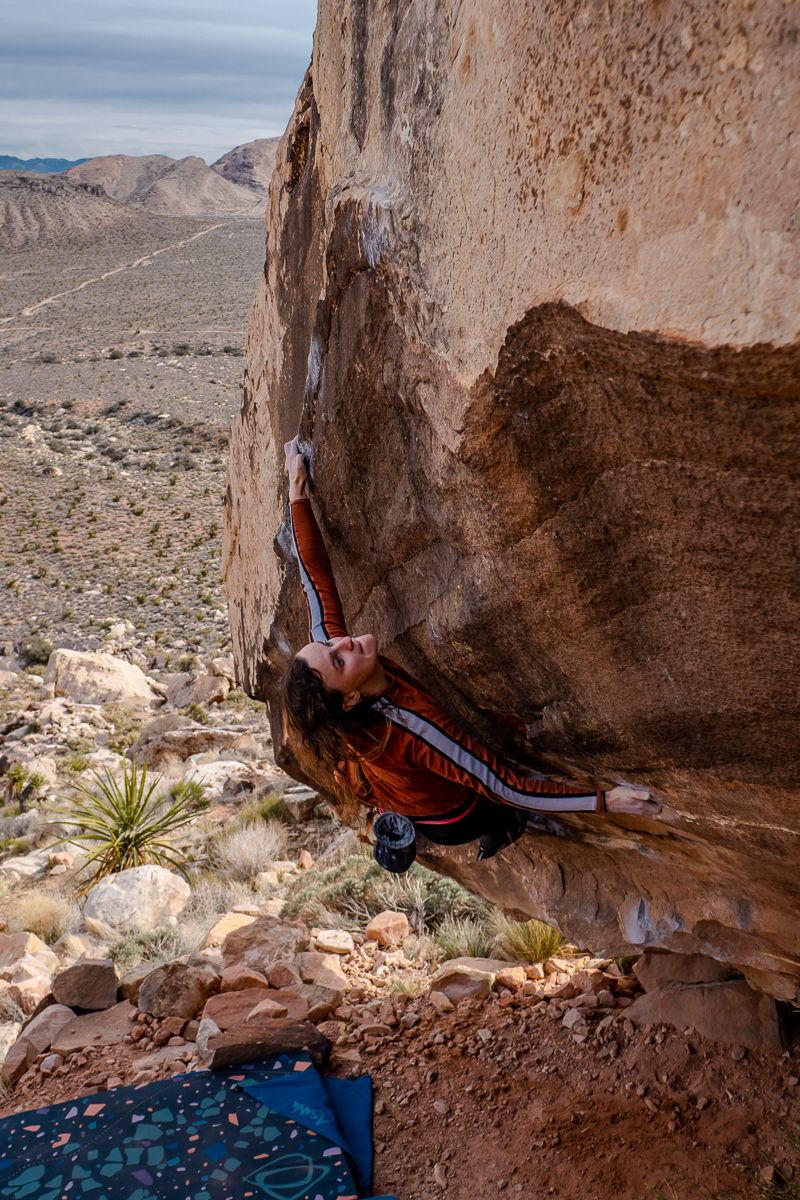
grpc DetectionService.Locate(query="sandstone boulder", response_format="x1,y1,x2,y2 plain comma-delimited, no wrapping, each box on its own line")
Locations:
138,959,221,1020
221,916,309,973
0,1022,22,1067
197,1019,330,1071
209,655,236,682
203,986,308,1030
51,1000,136,1054
120,962,156,1005
293,951,347,991
0,849,51,883
633,951,737,991
167,673,229,708
43,649,159,707
288,982,343,1023
130,715,241,767
204,911,258,948
315,929,354,956
223,0,800,1000
51,959,119,1010
83,865,191,932
495,966,527,992
0,932,58,975
16,1004,74,1058
429,966,493,1004
625,980,784,1054
185,760,256,802
364,911,410,948
281,788,319,823
247,996,288,1020
220,966,270,993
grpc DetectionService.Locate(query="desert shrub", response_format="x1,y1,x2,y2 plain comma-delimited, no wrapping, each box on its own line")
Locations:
110,926,188,972
387,975,426,997
491,914,565,963
104,703,141,754
63,754,90,774
282,854,487,933
108,348,124,360
209,821,287,881
433,914,496,961
6,891,79,944
184,703,209,725
0,991,23,1024
237,792,290,826
55,760,206,887
17,632,53,667
0,835,31,857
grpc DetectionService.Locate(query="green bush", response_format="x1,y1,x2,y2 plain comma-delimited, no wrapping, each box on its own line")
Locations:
108,348,124,360
282,854,488,933
110,927,187,972
18,632,53,667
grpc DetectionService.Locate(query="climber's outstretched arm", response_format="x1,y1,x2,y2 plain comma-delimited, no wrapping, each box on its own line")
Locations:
374,690,604,814
285,437,348,643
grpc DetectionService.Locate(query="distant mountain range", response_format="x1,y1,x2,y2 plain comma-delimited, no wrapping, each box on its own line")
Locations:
0,155,89,173
0,139,282,241
0,139,282,250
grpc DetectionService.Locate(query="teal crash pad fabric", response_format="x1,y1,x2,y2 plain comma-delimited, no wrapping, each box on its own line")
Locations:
0,1052,396,1200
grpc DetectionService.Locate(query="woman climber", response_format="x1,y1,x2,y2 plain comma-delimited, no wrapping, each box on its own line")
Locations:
281,437,661,869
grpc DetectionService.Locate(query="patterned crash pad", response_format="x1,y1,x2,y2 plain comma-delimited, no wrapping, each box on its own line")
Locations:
0,1053,396,1200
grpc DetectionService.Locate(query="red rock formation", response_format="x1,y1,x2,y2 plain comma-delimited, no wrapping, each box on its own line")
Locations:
224,2,800,999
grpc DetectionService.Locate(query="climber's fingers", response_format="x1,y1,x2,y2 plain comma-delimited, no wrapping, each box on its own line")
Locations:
605,785,663,817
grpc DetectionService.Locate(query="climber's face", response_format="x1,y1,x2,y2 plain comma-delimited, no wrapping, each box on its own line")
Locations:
297,633,379,701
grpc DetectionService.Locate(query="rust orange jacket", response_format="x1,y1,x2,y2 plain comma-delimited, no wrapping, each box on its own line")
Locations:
291,498,605,820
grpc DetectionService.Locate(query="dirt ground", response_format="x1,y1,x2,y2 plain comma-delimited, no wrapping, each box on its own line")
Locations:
2,990,797,1200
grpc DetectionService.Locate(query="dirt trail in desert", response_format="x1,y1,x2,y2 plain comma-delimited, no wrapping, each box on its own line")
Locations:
0,222,228,324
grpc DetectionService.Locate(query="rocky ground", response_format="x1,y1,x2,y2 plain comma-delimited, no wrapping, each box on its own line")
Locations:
0,650,798,1198
1,213,264,655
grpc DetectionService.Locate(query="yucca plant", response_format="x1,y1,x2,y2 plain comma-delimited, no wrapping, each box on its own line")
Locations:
55,761,206,889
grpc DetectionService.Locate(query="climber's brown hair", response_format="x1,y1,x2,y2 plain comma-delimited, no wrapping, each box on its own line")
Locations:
282,654,390,824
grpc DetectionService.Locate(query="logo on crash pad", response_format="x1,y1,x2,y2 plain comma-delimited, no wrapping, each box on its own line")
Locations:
245,1152,332,1199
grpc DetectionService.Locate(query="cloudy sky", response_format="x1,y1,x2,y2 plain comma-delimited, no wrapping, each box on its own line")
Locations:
2,0,316,162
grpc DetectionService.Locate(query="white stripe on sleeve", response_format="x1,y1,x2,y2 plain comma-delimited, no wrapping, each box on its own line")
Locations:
373,698,598,813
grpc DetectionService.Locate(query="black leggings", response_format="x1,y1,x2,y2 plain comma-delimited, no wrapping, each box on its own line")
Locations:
411,794,521,846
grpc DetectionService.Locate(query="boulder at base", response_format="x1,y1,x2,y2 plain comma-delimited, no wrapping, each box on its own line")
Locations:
83,865,191,933
51,959,119,1010
43,648,160,707
625,980,784,1054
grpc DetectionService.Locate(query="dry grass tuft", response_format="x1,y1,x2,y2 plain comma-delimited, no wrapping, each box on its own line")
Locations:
208,820,287,881
5,890,79,944
491,914,565,963
433,913,495,961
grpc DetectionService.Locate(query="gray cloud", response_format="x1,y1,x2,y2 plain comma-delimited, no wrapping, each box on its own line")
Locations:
2,0,316,160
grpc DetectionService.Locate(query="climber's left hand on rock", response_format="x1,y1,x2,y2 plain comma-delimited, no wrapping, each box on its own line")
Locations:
605,785,662,816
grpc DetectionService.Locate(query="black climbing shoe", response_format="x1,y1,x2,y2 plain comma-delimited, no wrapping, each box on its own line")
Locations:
476,809,527,862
